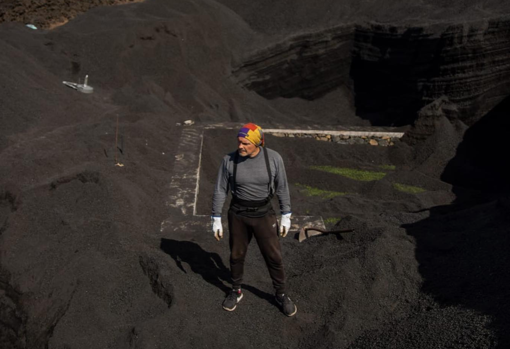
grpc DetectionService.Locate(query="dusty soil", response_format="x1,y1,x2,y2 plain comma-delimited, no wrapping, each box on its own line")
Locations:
1,1,510,349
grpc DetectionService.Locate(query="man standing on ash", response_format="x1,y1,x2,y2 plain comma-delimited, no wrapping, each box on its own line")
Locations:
211,123,297,317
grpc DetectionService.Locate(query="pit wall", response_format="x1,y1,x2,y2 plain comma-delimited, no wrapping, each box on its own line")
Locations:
234,18,510,128
268,132,399,146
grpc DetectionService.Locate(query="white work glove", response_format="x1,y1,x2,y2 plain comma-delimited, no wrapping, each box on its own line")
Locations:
279,213,292,238
211,216,223,241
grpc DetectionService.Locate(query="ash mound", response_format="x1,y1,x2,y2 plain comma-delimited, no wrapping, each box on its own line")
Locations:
1,1,510,349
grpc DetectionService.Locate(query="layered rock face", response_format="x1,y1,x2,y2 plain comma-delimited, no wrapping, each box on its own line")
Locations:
233,26,354,101
235,19,510,128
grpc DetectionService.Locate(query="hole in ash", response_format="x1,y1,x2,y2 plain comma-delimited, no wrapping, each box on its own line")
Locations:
139,254,174,308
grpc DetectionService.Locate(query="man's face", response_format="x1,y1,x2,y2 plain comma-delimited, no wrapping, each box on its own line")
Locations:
237,137,258,157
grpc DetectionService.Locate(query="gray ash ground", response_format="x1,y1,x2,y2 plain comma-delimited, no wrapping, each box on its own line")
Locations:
1,1,510,349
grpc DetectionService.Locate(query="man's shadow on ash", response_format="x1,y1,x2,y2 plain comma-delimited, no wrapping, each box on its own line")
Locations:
160,238,276,305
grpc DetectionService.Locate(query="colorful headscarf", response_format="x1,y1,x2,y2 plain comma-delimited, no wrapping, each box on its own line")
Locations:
237,123,264,147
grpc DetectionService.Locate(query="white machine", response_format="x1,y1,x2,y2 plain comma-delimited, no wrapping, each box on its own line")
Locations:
63,75,94,94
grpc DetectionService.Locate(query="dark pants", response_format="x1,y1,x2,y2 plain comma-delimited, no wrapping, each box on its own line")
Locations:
227,208,286,294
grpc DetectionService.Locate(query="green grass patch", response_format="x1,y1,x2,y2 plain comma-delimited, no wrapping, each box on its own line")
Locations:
393,183,426,194
311,166,387,181
295,183,346,199
324,217,342,225
379,164,396,171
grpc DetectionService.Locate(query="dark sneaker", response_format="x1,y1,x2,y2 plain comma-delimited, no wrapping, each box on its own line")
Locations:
275,293,297,317
222,288,243,311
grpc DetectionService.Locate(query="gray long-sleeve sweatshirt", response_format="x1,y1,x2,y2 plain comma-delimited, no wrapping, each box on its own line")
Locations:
212,147,291,216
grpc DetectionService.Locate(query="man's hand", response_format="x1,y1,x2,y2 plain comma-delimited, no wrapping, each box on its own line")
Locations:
211,216,223,241
279,213,292,237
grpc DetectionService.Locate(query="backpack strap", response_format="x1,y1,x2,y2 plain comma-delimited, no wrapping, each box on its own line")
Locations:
233,151,239,196
263,147,274,199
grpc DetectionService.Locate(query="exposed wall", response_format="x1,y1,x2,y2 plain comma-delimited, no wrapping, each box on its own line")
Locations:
233,25,354,101
235,19,510,128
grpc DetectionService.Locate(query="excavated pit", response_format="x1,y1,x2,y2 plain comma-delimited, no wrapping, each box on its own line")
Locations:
234,20,510,126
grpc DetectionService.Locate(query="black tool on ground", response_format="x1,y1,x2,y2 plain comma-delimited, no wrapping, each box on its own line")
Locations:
298,227,355,242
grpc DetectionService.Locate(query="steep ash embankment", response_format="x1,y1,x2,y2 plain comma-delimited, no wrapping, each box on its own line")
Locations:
352,95,510,349
1,0,510,348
